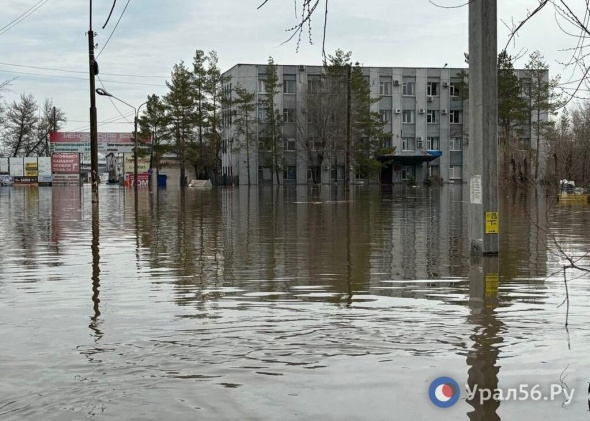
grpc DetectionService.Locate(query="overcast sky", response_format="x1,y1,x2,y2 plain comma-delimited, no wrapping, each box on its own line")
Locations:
0,0,581,133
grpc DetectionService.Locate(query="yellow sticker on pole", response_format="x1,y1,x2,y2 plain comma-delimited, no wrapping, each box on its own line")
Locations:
485,211,499,234
485,274,499,298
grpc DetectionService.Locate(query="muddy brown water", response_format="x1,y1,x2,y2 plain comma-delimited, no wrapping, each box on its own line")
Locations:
0,185,588,420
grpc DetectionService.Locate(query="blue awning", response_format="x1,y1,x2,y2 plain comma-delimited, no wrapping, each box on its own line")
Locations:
377,150,442,165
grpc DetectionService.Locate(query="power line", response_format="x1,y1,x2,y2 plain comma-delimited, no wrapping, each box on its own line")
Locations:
68,111,135,132
0,0,49,36
97,75,132,124
0,61,166,78
96,0,133,59
0,68,165,87
102,0,117,29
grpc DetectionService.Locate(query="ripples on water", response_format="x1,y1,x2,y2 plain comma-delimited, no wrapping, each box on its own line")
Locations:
0,185,589,420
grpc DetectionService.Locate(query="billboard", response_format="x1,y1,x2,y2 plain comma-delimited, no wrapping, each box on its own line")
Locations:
50,132,151,153
123,173,149,187
123,154,150,173
52,174,80,186
0,158,8,174
51,153,80,174
38,157,52,183
24,157,38,177
9,157,23,177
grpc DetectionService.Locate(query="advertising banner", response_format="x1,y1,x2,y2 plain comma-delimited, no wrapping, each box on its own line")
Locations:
123,173,149,187
24,157,38,177
123,154,150,173
9,157,23,177
52,174,81,186
13,177,38,186
51,153,80,174
38,157,52,183
0,157,8,174
50,132,151,153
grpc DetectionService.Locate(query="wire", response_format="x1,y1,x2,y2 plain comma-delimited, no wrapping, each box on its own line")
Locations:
97,75,132,123
102,0,117,29
0,61,166,78
68,111,135,132
96,0,133,59
0,68,165,87
0,0,49,36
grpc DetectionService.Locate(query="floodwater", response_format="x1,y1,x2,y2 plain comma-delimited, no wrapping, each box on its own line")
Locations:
0,184,589,420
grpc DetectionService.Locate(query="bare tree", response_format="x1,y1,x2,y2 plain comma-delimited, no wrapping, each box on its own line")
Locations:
233,83,257,186
204,50,230,179
34,99,67,157
297,72,346,183
3,94,37,157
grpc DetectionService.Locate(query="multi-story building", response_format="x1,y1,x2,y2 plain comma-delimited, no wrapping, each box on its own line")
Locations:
221,64,544,185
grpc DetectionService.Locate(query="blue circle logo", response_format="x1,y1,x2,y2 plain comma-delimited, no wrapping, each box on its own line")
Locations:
429,376,460,408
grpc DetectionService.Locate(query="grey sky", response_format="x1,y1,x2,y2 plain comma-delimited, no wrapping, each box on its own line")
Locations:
0,0,578,133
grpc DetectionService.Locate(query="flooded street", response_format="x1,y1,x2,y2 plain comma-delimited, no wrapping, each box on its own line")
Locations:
0,184,589,420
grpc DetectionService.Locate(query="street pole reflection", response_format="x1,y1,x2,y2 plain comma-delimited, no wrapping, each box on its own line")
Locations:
466,256,504,421
135,187,140,271
345,190,353,306
90,201,102,340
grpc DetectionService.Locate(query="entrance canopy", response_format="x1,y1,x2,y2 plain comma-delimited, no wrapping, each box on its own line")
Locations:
377,150,442,166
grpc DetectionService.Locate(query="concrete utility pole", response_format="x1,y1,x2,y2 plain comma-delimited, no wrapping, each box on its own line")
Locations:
468,0,499,255
345,64,352,192
88,0,99,204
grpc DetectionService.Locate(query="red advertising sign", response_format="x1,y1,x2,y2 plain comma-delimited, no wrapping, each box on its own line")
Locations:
123,173,150,187
51,132,130,143
51,153,80,174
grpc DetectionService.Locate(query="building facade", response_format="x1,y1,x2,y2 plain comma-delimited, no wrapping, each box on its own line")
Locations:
221,64,544,185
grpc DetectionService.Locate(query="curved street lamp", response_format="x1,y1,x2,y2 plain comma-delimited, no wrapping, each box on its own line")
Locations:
96,88,147,198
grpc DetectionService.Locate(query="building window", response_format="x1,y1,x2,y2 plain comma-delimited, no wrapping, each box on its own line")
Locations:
450,137,463,151
306,138,318,151
308,75,321,93
283,137,296,151
450,110,462,124
450,83,460,97
449,165,462,179
402,80,415,96
383,136,393,149
427,137,439,150
283,108,295,123
427,82,439,96
428,165,440,178
380,110,392,123
283,79,296,94
401,166,415,180
258,139,271,151
402,137,415,151
426,110,439,124
402,110,415,124
258,107,266,120
283,166,296,180
331,165,344,180
380,81,392,96
258,79,266,93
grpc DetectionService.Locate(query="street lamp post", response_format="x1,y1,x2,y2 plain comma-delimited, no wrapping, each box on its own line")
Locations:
96,88,146,199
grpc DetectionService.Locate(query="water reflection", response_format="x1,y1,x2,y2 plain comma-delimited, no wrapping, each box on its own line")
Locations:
1,184,588,420
466,257,504,421
90,202,102,340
